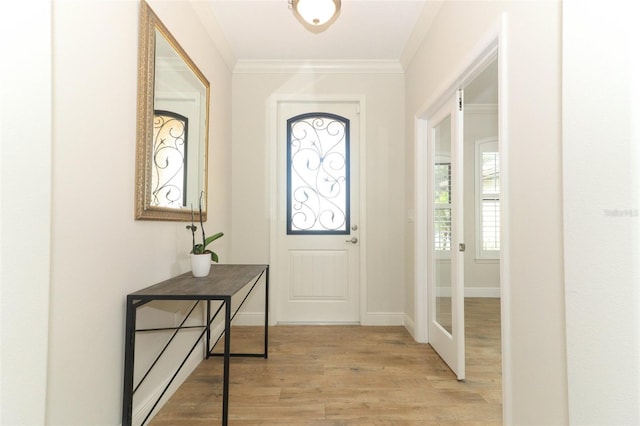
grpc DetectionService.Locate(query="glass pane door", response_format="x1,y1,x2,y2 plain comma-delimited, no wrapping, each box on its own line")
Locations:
433,115,452,335
427,90,465,381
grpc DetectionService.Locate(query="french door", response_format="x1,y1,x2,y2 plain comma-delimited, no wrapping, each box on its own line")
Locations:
276,101,360,323
427,91,465,380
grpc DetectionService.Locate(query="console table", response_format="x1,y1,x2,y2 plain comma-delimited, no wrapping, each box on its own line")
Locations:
122,264,269,426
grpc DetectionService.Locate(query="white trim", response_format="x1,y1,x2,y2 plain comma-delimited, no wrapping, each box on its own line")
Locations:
232,312,266,326
268,94,368,326
403,314,417,339
465,286,501,298
414,118,429,343
267,313,403,327
132,331,212,425
433,286,500,298
497,13,512,425
234,59,404,75
415,38,499,120
362,312,405,326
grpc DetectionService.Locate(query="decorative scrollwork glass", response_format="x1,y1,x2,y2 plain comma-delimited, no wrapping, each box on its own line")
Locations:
152,110,188,208
287,113,350,234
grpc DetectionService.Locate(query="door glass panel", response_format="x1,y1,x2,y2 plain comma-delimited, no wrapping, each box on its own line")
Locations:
433,114,452,334
286,113,350,234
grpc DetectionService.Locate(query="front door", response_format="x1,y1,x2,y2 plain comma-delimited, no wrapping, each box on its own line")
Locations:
427,91,465,380
276,101,360,323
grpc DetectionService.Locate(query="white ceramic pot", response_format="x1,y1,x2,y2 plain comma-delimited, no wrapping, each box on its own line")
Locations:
190,253,211,277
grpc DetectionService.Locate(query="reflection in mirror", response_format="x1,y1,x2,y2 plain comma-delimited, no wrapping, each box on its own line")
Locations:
433,114,453,335
135,0,209,221
152,110,188,208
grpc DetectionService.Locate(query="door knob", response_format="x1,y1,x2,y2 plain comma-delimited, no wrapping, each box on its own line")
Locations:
346,237,358,244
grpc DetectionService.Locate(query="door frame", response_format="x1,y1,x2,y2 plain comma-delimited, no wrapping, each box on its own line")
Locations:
268,94,367,325
414,14,511,423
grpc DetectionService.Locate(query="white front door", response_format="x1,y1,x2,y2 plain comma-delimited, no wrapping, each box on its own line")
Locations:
276,101,360,323
427,91,465,380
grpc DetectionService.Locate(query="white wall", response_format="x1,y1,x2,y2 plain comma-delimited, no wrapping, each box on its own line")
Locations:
0,1,52,424
405,1,567,424
563,0,640,423
230,66,406,323
46,1,232,424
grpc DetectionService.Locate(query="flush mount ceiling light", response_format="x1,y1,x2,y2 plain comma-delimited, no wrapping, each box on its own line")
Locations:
289,0,341,33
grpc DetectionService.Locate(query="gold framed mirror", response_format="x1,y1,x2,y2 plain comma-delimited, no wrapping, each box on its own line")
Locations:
135,0,209,221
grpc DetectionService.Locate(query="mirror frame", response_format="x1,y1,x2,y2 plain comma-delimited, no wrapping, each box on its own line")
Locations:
135,0,210,221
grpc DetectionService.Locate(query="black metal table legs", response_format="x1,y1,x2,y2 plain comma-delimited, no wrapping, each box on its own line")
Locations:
121,265,269,426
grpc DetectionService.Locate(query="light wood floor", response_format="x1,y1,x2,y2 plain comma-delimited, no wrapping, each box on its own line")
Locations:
150,298,502,425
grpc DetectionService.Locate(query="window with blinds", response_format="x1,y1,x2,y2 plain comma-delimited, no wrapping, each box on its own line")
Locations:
434,163,452,251
476,139,500,259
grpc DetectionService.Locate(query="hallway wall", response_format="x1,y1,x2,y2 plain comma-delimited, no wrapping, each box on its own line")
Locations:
46,1,232,423
0,1,52,423
563,0,640,423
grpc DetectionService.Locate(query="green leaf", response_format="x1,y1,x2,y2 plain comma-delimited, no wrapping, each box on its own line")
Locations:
202,232,224,250
203,250,219,263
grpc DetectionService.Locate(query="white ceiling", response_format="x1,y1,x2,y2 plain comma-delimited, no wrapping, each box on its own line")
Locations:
195,0,497,102
200,0,434,65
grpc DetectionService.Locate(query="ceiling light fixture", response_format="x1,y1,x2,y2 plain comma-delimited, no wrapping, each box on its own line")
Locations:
289,0,341,33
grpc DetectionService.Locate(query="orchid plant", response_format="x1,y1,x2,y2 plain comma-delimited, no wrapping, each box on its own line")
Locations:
186,192,223,262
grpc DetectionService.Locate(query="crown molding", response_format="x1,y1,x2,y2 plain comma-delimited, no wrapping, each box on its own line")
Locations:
233,59,405,75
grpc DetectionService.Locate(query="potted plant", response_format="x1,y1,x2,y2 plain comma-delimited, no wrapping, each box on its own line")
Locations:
186,192,223,277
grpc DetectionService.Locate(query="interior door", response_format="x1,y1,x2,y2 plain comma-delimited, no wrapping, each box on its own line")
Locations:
428,91,465,380
276,101,360,323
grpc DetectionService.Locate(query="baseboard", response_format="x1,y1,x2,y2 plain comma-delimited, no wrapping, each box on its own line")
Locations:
235,312,405,326
362,312,405,326
132,323,225,425
436,286,501,298
132,347,203,425
465,286,500,298
403,314,416,339
233,312,265,326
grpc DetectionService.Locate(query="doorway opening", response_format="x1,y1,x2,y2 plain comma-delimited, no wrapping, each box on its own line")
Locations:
414,24,509,422
462,57,502,403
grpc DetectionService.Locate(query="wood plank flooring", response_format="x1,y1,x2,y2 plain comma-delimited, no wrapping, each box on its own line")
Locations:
150,298,501,425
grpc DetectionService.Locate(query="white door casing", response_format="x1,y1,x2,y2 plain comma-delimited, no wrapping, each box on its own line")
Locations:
274,100,362,323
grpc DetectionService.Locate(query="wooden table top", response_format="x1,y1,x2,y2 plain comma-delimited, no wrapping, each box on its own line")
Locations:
128,264,268,300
